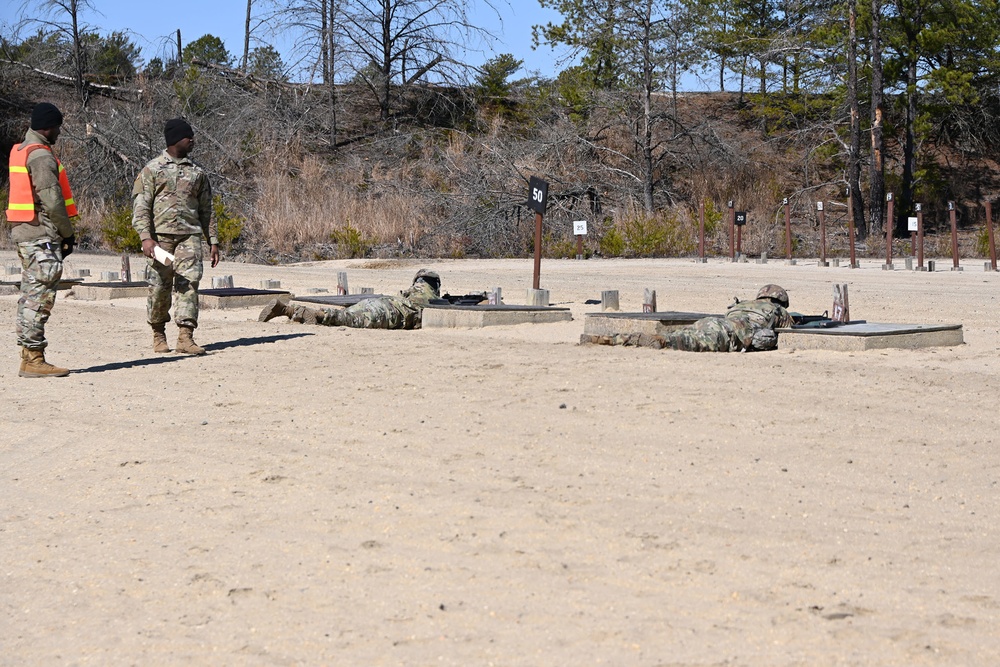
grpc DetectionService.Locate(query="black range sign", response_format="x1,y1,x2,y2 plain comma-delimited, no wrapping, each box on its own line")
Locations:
528,176,548,215
735,211,747,226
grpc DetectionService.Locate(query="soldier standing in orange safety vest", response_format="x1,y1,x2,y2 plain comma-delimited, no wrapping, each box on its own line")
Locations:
6,102,78,377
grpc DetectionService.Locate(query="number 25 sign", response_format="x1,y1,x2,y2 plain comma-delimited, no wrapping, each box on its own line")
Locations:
527,176,548,215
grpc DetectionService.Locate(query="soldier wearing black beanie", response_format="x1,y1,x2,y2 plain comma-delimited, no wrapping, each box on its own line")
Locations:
164,118,194,147
30,103,63,130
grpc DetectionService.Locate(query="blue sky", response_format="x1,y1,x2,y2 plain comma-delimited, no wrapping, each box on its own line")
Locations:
3,0,571,80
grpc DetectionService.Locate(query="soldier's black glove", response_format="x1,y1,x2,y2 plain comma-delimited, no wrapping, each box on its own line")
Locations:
61,234,76,257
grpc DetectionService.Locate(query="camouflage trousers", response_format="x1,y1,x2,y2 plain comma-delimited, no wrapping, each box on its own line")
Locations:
16,239,63,350
147,234,203,328
660,317,743,352
317,296,421,329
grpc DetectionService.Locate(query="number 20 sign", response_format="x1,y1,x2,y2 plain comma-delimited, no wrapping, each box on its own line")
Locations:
528,176,548,215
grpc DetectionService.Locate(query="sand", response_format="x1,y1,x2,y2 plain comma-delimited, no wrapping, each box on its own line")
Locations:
2,251,999,666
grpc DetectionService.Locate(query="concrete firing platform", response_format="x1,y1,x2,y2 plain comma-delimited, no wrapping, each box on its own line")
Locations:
584,311,717,337
293,294,385,307
777,323,964,351
199,287,291,310
72,281,148,300
422,304,573,328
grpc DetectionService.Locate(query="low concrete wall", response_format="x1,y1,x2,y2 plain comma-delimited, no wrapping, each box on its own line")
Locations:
778,323,964,351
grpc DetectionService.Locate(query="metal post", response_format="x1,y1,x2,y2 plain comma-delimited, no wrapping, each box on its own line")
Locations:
532,212,543,290
736,221,743,257
949,201,960,270
917,204,924,270
987,201,998,271
121,253,131,283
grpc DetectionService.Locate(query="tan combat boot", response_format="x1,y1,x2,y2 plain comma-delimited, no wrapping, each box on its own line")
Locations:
258,295,295,322
176,326,206,355
19,348,70,378
152,323,170,353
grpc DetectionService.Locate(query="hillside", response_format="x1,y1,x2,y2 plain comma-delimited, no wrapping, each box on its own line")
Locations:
2,60,998,263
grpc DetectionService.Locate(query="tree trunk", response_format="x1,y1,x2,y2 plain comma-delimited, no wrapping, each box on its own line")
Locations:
243,0,252,72
70,0,88,106
847,0,866,239
868,0,885,238
900,55,918,236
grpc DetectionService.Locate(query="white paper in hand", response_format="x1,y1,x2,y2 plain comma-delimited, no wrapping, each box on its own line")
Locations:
152,246,175,266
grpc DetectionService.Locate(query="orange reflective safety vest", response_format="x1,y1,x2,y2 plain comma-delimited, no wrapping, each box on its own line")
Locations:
6,142,78,223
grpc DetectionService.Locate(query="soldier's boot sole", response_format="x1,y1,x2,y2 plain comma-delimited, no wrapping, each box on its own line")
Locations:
258,295,292,322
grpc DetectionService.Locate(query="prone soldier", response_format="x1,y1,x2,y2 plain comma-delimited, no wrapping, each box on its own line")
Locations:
258,269,440,330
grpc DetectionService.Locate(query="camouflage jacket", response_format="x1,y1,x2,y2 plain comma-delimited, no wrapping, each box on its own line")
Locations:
725,298,794,350
399,280,438,307
10,129,75,244
131,150,217,244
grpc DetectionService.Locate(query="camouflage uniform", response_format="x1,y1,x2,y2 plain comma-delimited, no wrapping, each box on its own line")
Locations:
131,150,217,329
659,298,794,352
12,129,75,351
317,281,438,329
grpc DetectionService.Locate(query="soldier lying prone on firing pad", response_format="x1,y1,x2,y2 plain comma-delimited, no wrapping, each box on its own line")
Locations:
258,269,440,330
587,284,794,352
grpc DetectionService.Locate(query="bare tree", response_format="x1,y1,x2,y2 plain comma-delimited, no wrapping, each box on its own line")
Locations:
15,0,94,105
338,0,497,120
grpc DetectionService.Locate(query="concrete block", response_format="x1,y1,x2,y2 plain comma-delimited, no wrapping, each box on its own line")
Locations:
818,260,829,267
927,260,936,271
307,288,329,294
76,268,91,278
6,264,21,275
694,257,708,263
527,289,549,307
601,290,619,312
950,265,963,272
832,258,840,267
260,279,282,289
74,282,149,300
360,287,374,294
786,258,796,265
583,311,715,338
882,263,894,271
778,322,963,351
200,287,290,310
212,275,235,289
905,257,914,270
100,271,120,281
422,305,572,328
488,287,503,305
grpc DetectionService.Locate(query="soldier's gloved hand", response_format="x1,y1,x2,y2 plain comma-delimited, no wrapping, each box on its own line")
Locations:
61,234,76,257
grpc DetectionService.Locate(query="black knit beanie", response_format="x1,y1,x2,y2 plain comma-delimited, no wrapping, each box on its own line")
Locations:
30,103,63,130
164,118,194,147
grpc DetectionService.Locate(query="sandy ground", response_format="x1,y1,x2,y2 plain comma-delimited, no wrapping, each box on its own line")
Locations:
2,250,999,666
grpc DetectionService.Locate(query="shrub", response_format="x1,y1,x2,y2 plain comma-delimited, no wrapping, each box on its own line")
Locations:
213,195,243,249
330,223,372,258
599,226,625,257
101,204,141,252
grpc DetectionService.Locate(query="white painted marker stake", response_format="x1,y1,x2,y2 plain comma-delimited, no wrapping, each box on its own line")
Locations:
152,246,175,266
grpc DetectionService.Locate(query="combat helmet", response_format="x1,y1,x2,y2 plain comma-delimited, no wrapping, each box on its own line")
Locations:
756,284,789,307
413,268,441,294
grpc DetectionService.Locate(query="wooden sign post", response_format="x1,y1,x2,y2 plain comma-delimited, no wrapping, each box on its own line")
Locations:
698,200,706,262
885,192,894,269
728,200,735,261
573,219,587,260
528,176,548,290
734,210,747,258
948,201,962,271
987,200,998,271
817,202,828,266
121,253,131,283
783,198,792,259
916,203,925,270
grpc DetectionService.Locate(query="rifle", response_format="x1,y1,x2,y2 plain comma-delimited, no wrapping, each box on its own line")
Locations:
789,311,866,328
